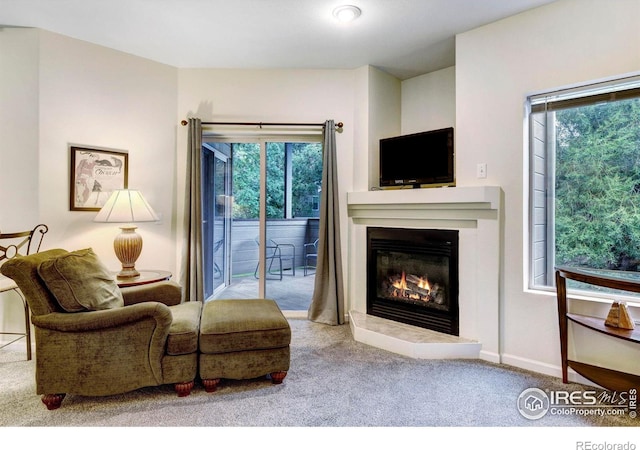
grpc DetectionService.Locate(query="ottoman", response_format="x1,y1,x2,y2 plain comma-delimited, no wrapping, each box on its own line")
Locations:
199,299,291,392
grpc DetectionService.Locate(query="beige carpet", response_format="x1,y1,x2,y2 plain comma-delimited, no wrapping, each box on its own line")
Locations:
0,319,637,446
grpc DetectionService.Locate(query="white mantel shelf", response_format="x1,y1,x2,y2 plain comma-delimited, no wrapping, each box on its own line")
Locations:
346,185,503,363
347,186,501,227
348,185,501,209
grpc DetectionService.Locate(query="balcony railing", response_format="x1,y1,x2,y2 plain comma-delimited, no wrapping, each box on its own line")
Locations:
225,217,319,277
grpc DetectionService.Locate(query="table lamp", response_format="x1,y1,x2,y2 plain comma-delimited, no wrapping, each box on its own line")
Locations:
94,189,159,279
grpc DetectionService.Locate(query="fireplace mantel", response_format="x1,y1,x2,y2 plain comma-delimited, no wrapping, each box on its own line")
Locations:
348,186,500,223
346,186,503,362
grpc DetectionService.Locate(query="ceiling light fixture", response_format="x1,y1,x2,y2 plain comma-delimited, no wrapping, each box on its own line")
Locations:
332,5,362,23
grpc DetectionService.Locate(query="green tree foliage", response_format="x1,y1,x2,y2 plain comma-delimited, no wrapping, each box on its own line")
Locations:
555,98,640,270
292,143,322,217
231,142,323,219
231,143,260,219
266,143,285,218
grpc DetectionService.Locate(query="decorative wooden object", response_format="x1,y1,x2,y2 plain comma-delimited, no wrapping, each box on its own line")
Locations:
605,301,635,330
605,301,621,327
556,266,640,392
619,302,636,330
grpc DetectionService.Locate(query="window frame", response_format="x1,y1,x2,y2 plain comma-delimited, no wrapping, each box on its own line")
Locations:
526,74,640,301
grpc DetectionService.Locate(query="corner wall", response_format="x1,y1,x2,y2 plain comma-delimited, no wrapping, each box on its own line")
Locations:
455,0,640,377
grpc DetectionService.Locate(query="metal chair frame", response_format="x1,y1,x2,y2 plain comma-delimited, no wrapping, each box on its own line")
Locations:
254,238,295,280
304,238,319,276
212,238,224,279
0,224,48,360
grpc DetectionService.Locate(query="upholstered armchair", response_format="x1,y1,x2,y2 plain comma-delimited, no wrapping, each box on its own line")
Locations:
0,248,201,410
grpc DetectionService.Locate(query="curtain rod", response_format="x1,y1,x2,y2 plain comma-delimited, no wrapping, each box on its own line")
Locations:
180,120,343,130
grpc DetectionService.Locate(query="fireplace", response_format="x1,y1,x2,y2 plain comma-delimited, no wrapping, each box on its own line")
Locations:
367,227,459,336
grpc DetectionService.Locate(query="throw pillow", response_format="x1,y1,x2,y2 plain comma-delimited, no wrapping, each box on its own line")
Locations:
37,248,124,312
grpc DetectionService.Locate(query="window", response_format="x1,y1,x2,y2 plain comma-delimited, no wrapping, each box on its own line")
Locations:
528,75,640,295
231,142,323,219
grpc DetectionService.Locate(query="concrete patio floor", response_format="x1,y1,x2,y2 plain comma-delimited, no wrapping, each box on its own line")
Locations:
211,268,316,312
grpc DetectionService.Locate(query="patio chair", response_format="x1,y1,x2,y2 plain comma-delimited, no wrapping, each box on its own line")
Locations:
254,238,295,280
304,238,318,276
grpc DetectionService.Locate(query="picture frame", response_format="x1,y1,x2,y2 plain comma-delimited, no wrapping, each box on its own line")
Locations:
70,146,129,211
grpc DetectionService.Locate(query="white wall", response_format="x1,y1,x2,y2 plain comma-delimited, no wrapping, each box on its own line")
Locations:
454,0,640,377
401,66,455,135
0,28,40,338
0,29,178,338
36,30,178,273
0,28,40,230
366,67,401,189
351,66,371,193
0,28,41,336
350,65,401,192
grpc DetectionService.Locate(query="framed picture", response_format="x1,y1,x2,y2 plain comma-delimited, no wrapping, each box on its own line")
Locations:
70,146,129,211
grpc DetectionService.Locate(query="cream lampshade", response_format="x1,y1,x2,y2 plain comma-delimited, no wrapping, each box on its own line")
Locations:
94,189,159,279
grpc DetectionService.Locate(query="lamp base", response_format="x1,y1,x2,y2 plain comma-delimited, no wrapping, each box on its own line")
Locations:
117,267,140,279
114,226,143,279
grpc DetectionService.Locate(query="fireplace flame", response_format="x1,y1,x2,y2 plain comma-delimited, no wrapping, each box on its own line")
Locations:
417,277,430,291
389,271,433,301
392,271,407,291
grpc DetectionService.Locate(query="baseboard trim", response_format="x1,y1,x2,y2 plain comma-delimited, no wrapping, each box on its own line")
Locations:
501,353,599,388
479,350,500,364
501,353,559,377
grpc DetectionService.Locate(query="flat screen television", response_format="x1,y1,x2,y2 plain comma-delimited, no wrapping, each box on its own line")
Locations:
379,127,454,188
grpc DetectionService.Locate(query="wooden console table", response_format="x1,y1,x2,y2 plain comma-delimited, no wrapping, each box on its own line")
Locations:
556,266,640,391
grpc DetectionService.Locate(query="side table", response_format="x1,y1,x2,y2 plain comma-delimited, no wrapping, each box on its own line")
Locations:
115,270,172,288
556,266,640,392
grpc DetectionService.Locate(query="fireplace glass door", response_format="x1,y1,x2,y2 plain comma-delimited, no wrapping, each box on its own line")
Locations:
376,251,450,311
367,227,459,335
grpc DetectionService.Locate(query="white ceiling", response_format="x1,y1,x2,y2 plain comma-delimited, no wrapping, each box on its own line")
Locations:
0,0,557,80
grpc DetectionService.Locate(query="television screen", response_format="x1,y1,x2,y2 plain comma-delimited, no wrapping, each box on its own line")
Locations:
379,127,454,187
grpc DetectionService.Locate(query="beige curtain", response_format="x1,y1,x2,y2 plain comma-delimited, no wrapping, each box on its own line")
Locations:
308,120,345,325
179,118,204,302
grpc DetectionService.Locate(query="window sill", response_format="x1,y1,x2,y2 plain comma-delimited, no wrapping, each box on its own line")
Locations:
525,286,640,309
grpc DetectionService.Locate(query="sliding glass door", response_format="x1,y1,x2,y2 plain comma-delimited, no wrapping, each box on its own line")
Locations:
202,143,232,299
264,142,321,310
202,136,321,311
